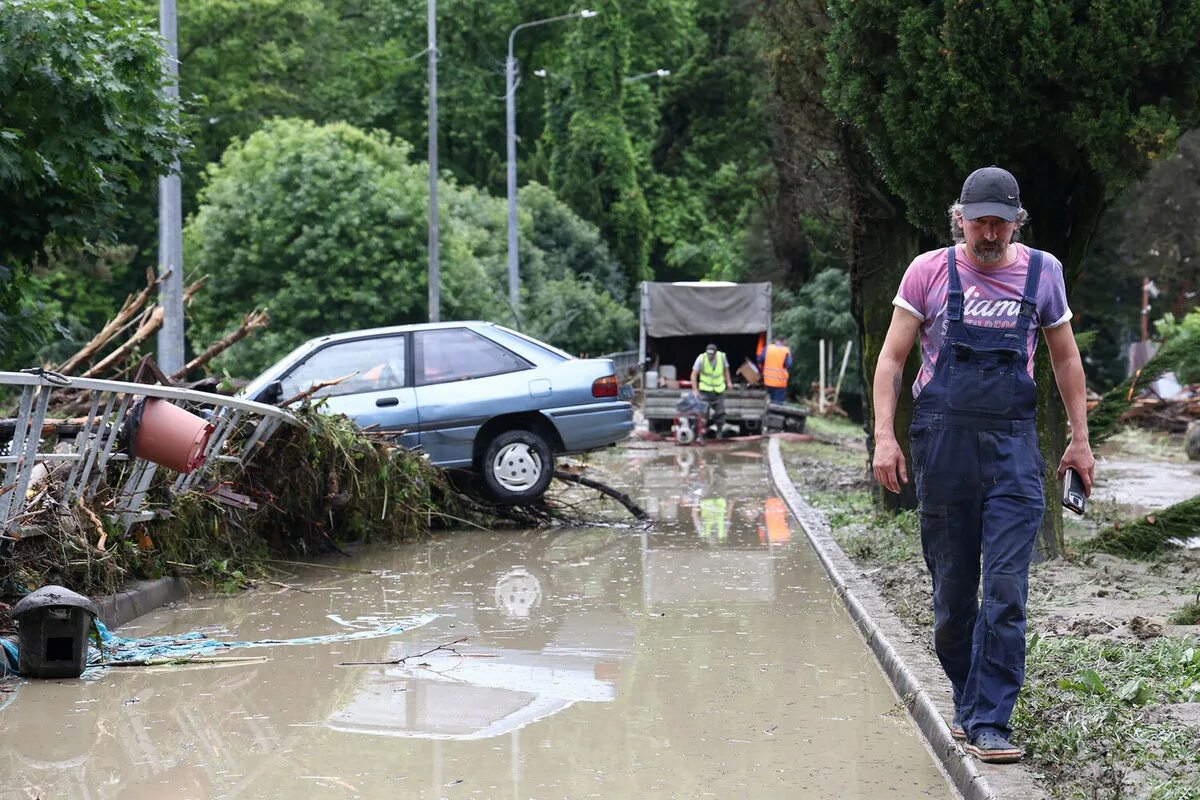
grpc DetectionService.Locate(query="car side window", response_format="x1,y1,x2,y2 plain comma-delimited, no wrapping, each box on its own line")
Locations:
280,336,407,399
416,328,530,386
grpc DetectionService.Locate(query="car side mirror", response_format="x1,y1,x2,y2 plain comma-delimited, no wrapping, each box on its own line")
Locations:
259,380,283,405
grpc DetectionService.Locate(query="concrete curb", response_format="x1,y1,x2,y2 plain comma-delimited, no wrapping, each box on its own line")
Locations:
767,436,1046,800
94,577,190,630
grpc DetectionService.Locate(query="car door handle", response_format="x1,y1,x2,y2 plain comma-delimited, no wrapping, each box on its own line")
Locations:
376,397,399,407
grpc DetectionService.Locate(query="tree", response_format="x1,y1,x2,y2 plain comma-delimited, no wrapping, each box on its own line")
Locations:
0,0,184,366
774,269,860,401
760,0,924,511
550,0,652,285
823,0,1200,557
186,119,633,375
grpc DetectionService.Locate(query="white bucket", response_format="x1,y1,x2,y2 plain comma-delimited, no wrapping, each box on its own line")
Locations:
645,370,659,389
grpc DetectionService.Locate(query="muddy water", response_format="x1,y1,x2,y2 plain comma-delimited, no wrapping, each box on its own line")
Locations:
0,445,953,799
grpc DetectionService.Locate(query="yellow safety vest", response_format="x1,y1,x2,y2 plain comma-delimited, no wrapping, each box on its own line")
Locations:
698,352,726,393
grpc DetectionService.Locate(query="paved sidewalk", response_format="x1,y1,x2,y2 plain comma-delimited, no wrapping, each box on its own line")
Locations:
767,436,1046,800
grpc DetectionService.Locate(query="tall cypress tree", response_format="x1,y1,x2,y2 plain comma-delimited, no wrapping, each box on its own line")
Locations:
822,0,1200,555
549,0,652,284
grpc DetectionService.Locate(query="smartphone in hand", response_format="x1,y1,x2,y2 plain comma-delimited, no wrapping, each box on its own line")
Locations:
1062,468,1086,515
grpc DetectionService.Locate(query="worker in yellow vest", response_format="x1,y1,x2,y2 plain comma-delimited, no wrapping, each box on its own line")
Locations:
690,343,733,438
758,335,792,403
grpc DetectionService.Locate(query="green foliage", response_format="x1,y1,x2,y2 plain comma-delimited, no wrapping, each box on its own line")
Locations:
550,0,651,285
186,119,429,374
825,0,1200,244
186,119,633,375
519,182,627,300
1081,496,1200,558
0,0,185,366
1013,635,1200,797
773,268,859,398
1155,307,1200,384
1088,308,1200,443
524,272,636,356
647,1,775,282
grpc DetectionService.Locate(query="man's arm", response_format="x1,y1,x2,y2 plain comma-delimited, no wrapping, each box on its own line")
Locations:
871,307,922,494
724,364,733,389
1043,322,1096,494
690,365,700,396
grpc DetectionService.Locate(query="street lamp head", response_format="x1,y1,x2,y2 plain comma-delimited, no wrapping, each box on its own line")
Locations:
656,69,671,77
533,68,547,78
579,9,598,18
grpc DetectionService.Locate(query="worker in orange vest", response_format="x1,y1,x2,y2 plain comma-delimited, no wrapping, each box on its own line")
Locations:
758,334,792,403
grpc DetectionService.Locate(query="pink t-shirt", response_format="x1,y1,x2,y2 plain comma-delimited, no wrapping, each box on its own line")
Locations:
894,243,1071,398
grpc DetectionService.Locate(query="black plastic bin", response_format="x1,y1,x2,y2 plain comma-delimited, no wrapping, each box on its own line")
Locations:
10,586,99,679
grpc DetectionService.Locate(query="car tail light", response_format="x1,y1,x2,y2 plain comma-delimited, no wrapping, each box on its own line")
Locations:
592,375,619,398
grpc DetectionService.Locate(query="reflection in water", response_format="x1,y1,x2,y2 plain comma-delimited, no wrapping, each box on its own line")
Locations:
0,445,951,799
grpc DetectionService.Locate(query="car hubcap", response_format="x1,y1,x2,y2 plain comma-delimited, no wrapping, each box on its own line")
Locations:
492,442,542,492
494,568,542,618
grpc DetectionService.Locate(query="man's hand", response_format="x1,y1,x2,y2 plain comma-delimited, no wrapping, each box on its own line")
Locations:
872,436,908,495
692,387,700,397
1057,439,1096,496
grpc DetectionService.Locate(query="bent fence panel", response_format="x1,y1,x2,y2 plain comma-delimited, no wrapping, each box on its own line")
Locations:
0,372,296,537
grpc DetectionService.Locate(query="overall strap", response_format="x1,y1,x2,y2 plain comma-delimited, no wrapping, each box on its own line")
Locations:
945,246,964,322
1015,249,1044,334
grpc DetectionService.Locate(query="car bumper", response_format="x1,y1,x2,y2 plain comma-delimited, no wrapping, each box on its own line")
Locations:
544,402,634,453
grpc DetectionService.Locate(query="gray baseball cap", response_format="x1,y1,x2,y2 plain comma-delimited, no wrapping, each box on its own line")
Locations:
960,166,1021,222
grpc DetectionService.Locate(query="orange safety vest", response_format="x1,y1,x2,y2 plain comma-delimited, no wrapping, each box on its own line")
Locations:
759,496,791,544
762,343,790,388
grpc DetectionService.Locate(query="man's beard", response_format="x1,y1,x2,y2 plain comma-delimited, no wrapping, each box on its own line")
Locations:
970,240,1007,264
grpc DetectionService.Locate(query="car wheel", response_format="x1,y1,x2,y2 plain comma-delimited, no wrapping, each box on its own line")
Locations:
482,429,554,505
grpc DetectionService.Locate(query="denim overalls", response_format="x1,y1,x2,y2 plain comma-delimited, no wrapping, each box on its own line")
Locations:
909,246,1046,739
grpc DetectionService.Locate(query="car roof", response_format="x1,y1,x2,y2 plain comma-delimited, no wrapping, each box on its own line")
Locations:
298,320,498,348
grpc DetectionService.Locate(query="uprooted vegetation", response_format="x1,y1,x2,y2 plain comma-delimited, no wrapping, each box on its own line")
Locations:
2,408,458,598
2,405,642,602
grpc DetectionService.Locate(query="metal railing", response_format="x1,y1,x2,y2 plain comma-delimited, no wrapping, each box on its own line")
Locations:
0,371,296,537
603,349,640,378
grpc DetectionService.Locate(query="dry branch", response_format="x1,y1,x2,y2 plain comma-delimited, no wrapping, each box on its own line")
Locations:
172,309,269,380
82,306,164,377
281,373,357,407
56,270,164,375
553,470,649,519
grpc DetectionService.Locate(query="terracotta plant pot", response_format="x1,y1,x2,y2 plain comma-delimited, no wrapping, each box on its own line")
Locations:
132,398,215,473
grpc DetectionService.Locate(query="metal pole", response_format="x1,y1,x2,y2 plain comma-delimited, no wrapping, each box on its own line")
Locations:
505,41,520,326
427,0,440,323
156,0,185,375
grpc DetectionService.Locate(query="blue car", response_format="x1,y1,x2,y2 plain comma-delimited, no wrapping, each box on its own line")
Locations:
242,322,634,504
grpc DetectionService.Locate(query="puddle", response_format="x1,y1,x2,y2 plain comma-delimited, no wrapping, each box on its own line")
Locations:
0,444,953,799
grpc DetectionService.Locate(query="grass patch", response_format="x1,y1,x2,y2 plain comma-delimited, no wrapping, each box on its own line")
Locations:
1104,427,1187,464
804,414,864,441
1170,596,1200,626
813,489,922,565
1014,635,1200,798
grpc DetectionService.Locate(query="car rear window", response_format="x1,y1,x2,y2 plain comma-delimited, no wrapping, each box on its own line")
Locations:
415,328,531,385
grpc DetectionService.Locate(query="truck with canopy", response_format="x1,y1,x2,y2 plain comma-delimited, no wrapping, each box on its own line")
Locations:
638,281,772,436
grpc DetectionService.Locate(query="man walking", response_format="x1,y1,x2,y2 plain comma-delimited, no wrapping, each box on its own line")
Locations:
871,166,1095,763
691,343,733,438
758,334,792,403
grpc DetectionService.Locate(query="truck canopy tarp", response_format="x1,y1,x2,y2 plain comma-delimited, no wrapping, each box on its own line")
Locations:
643,282,771,338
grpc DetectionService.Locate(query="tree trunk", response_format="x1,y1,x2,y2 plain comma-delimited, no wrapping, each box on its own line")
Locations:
1023,162,1107,559
845,134,924,511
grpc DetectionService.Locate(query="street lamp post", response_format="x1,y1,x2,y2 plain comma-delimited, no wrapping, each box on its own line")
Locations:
505,9,597,326
428,0,440,323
